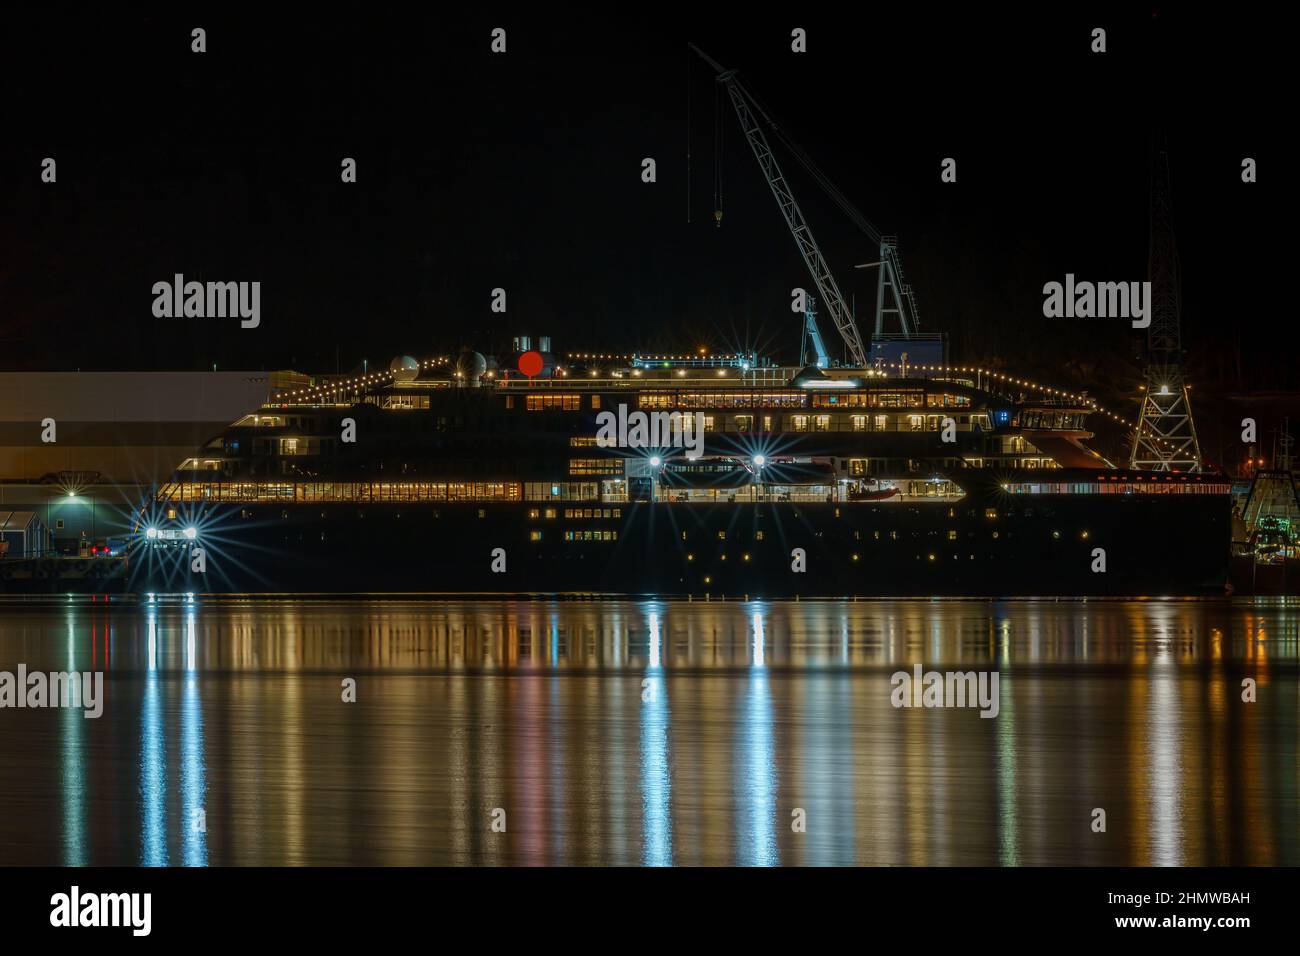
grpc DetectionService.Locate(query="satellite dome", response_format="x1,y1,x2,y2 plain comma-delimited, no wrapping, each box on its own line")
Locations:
389,355,420,382
458,350,488,381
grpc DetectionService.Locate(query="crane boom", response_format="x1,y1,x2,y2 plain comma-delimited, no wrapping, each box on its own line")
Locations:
690,43,869,367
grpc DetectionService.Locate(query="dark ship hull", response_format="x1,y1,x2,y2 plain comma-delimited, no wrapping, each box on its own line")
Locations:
105,486,1229,598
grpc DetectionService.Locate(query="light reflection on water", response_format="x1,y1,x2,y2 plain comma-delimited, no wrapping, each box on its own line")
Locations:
0,597,1296,866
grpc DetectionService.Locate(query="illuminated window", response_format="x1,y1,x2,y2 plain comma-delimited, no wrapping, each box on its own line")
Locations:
569,458,623,476
530,530,543,541
871,391,924,408
591,395,601,409
526,394,581,411
852,415,866,431
791,415,809,432
927,393,971,408
874,415,887,431
814,415,831,432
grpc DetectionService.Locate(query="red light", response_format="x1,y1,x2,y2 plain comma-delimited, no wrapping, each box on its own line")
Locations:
518,351,544,378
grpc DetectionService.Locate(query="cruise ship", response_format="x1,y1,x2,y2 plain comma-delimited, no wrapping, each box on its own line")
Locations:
122,348,1231,597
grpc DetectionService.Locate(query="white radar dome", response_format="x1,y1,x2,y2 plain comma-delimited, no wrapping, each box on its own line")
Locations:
389,355,420,382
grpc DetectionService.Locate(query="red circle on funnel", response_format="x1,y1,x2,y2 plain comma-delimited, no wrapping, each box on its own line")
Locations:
518,351,544,377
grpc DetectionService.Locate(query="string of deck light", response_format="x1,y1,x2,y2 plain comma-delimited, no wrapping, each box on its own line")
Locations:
279,356,456,405
891,362,1196,460
283,371,396,403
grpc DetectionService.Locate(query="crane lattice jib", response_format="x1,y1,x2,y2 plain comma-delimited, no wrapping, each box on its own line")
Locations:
720,79,868,367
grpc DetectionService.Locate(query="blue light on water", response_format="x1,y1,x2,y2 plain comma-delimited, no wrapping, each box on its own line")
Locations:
639,611,672,865
738,611,779,865
181,611,207,866
141,611,167,866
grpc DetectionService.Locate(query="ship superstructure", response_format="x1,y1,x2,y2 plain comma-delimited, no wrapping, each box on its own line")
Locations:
129,351,1231,597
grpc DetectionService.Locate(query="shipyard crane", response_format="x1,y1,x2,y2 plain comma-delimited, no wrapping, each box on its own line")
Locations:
1130,145,1202,472
690,43,920,369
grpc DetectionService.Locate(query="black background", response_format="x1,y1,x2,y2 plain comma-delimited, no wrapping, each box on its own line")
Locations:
0,865,1277,942
0,7,1284,463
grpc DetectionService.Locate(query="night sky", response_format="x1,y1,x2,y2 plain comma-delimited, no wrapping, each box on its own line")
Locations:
1,8,1284,452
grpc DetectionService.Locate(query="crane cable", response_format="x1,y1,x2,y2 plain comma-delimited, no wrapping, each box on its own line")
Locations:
713,80,723,227
739,82,881,245
686,46,691,224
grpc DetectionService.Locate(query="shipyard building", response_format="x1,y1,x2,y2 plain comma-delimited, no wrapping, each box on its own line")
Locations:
0,371,302,553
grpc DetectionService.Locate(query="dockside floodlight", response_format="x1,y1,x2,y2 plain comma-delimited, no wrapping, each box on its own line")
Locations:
649,456,662,468
184,527,197,539
753,455,766,468
146,527,158,539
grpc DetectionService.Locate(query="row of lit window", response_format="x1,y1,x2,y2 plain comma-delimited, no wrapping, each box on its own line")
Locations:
563,530,618,542
639,392,807,409
562,412,999,436
251,437,331,456
521,394,584,411
160,481,522,503
809,391,974,409
527,507,624,520
1004,481,1231,495
522,482,601,502
569,458,624,476
1019,411,1087,430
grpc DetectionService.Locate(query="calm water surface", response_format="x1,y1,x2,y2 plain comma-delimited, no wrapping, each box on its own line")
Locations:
0,597,1297,866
